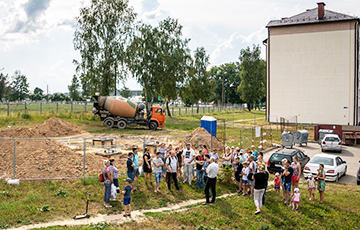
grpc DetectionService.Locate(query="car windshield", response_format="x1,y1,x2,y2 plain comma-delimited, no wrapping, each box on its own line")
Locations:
270,153,291,163
309,157,334,166
325,137,339,142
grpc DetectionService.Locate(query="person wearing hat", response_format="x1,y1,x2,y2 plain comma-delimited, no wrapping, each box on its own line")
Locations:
291,188,301,211
122,178,133,217
307,173,316,200
153,152,164,193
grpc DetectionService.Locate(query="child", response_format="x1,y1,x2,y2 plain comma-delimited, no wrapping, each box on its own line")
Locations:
122,178,133,217
292,188,301,211
307,173,316,200
240,162,249,196
233,157,242,193
274,172,281,197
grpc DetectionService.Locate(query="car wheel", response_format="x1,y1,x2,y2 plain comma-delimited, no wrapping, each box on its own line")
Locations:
343,167,347,176
335,174,339,183
149,121,158,130
321,148,324,152
357,180,360,186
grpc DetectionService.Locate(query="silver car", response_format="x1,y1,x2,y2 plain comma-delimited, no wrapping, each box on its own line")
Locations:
321,134,342,153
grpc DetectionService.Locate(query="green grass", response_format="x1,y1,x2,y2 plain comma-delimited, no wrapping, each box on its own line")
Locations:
0,171,237,229
27,179,360,230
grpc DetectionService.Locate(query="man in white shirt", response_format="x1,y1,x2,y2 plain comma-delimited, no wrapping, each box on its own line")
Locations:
203,157,219,205
166,150,181,192
182,143,196,185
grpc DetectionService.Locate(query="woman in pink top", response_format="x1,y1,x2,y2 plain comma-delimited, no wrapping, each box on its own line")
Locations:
202,145,208,154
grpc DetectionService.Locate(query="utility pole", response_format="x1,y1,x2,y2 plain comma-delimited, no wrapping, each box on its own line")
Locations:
44,81,49,102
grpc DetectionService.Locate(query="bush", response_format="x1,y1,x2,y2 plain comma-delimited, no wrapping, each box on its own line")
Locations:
21,113,32,119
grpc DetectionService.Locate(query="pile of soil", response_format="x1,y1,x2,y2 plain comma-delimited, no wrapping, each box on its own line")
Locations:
0,118,102,179
33,117,86,137
187,127,225,152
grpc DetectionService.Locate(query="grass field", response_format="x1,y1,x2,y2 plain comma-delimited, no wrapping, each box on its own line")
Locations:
15,178,360,230
0,171,237,229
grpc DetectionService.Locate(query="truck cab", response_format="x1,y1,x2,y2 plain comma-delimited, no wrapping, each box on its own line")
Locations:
148,106,166,130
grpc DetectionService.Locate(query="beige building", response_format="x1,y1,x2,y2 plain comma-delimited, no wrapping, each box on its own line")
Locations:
265,3,359,125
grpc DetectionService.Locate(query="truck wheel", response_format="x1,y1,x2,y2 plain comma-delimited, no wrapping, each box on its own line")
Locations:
103,117,114,128
149,121,158,130
117,120,127,129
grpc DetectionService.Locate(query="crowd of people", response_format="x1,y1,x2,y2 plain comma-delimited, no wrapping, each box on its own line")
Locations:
101,143,327,216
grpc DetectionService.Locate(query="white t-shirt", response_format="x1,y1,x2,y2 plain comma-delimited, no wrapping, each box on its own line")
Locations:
166,156,178,173
307,178,315,188
242,167,249,180
182,148,195,165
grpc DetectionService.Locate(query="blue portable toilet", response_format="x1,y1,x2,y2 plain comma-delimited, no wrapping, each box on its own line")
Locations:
201,116,217,137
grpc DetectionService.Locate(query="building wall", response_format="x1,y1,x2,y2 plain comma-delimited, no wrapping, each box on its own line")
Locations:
268,21,357,125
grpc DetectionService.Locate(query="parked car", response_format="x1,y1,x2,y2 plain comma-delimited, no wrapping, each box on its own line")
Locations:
357,161,360,185
303,154,347,182
267,148,310,173
321,134,342,153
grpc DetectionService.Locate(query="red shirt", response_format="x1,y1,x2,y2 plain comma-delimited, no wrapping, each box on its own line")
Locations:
274,177,280,187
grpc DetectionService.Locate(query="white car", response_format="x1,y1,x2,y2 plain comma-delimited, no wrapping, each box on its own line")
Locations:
321,134,342,153
303,154,347,182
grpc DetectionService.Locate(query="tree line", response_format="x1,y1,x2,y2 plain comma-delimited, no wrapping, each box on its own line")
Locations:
73,0,266,114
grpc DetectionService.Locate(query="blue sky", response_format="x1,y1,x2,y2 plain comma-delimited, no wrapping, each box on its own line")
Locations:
1,0,359,93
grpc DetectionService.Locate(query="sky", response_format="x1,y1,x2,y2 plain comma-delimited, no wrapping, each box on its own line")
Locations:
1,0,360,94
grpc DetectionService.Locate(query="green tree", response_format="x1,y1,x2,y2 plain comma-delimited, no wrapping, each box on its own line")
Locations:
8,70,29,101
157,18,191,117
0,72,11,102
73,0,136,96
237,45,266,111
119,86,132,98
29,94,43,101
68,75,81,101
210,62,242,105
34,87,44,95
181,47,215,112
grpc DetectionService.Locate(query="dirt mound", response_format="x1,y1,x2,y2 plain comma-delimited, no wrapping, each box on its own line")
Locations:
33,117,86,137
187,127,225,152
0,118,101,179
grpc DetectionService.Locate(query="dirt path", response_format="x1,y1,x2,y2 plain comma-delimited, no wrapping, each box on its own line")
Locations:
9,193,236,230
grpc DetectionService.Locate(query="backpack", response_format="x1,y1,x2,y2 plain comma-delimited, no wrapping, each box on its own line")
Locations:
167,156,178,171
99,173,104,182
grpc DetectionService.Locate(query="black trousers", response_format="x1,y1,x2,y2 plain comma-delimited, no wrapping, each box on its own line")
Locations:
205,177,216,203
167,172,180,190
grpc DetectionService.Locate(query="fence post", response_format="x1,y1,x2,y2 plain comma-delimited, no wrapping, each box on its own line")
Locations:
143,137,146,155
179,107,181,115
83,138,86,178
172,107,174,117
7,103,10,116
71,101,73,113
85,102,87,112
175,111,177,124
233,115,235,128
40,102,42,114
192,114,194,126
56,103,58,113
49,139,51,179
13,139,16,179
186,107,187,115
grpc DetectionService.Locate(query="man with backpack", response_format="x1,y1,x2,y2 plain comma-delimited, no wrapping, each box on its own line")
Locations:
131,148,140,188
166,150,182,192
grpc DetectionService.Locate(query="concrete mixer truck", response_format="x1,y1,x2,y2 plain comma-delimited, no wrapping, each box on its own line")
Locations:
92,94,165,130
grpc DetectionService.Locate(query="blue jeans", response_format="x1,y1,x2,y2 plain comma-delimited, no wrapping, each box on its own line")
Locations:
155,172,162,183
127,172,134,182
104,183,111,203
284,182,292,193
196,169,204,188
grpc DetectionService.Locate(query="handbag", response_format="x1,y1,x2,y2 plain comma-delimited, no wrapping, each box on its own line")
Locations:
99,173,104,182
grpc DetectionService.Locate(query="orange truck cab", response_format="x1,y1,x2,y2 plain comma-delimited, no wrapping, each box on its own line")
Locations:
149,106,166,129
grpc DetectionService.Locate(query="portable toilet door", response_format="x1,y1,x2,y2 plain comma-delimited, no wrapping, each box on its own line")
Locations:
201,116,217,137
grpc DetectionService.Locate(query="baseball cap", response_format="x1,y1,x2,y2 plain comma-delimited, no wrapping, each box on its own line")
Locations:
240,149,244,153
231,146,235,149
275,172,280,176
308,173,313,178
251,145,255,148
294,188,300,193
124,178,132,183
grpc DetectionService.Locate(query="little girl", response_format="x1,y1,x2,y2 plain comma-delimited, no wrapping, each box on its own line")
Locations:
292,188,301,210
241,162,249,196
307,173,316,200
274,172,281,197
